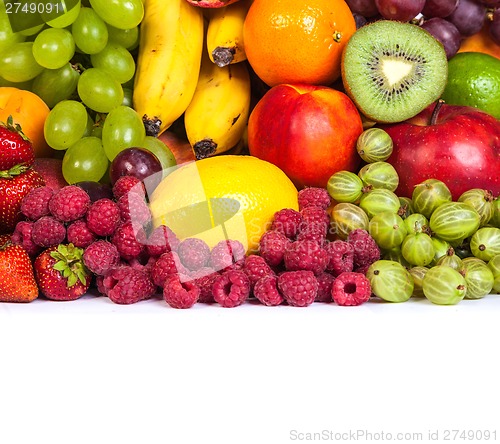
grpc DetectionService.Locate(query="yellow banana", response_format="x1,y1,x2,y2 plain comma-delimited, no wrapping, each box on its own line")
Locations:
184,49,251,159
133,0,204,135
206,0,252,67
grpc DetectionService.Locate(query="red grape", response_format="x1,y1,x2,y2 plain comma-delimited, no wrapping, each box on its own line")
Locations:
345,0,379,17
490,8,500,45
421,18,461,59
447,0,487,36
76,181,113,202
375,0,425,21
422,0,459,18
478,0,500,7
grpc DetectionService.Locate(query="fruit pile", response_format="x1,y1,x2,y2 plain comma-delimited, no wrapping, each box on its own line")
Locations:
0,0,499,307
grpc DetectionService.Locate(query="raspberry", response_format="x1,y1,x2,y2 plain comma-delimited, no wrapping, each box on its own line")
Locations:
315,272,335,302
20,186,54,220
212,270,250,308
31,216,66,247
277,270,318,307
283,239,328,275
296,224,327,246
298,187,331,211
11,221,42,256
354,263,371,275
117,192,151,225
190,267,219,303
48,185,91,222
112,175,146,201
347,229,381,268
210,239,245,272
145,224,180,257
111,221,145,260
242,254,274,288
177,238,210,271
83,240,120,275
95,275,106,295
258,230,290,267
300,205,330,234
253,274,283,306
271,208,303,239
150,251,187,287
66,219,96,248
163,275,200,309
324,240,354,276
103,266,156,304
331,272,371,306
85,198,121,237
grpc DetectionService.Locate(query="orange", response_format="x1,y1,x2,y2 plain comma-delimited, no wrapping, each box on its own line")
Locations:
243,0,356,87
458,24,500,60
0,87,53,158
149,155,298,253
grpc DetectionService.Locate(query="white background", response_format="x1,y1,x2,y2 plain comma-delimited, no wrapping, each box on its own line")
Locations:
1,294,499,444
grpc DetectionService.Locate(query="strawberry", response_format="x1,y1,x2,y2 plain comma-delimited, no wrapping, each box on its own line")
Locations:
0,116,35,170
0,166,44,234
0,239,38,302
34,243,91,301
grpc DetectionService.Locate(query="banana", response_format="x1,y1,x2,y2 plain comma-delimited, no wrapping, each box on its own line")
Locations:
133,0,204,135
184,49,251,159
206,0,252,67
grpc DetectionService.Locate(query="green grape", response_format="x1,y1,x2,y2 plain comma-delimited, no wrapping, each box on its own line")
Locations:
368,211,407,250
44,100,88,150
71,7,108,54
90,43,135,84
62,136,109,183
430,236,451,265
91,125,103,138
83,112,95,137
107,24,139,50
330,203,369,240
429,202,481,243
359,188,400,219
470,227,500,262
0,42,44,82
401,232,434,267
32,63,80,108
32,28,75,70
140,136,177,177
491,198,500,228
101,105,145,160
89,0,144,30
122,87,133,107
412,179,452,219
0,3,26,54
458,188,494,227
0,76,32,90
43,0,81,28
358,161,399,192
409,266,428,297
366,260,414,302
462,259,494,300
19,24,45,37
436,247,464,271
422,265,467,305
356,127,393,163
327,170,363,203
404,213,428,234
77,67,124,113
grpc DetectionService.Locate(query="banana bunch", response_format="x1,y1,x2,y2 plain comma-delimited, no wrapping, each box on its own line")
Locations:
206,0,253,67
133,0,204,135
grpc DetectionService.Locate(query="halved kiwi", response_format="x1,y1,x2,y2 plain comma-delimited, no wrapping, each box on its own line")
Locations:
341,20,448,123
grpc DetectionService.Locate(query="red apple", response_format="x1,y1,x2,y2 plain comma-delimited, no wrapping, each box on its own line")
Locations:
384,100,500,200
247,83,363,189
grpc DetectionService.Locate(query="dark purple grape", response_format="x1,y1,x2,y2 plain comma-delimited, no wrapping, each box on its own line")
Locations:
345,0,379,17
375,0,425,21
421,18,461,59
76,181,113,202
490,8,500,45
478,0,500,7
353,12,368,28
447,0,487,36
422,0,459,18
109,147,162,190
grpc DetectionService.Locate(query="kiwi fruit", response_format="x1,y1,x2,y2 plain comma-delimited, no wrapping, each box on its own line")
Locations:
341,20,448,123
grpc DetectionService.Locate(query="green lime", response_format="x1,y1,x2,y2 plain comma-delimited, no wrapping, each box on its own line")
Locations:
442,52,500,119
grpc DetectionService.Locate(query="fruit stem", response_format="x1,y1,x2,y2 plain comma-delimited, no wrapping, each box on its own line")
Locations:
429,99,445,125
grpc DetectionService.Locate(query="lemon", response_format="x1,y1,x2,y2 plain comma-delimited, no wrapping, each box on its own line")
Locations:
149,155,298,253
442,52,500,119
